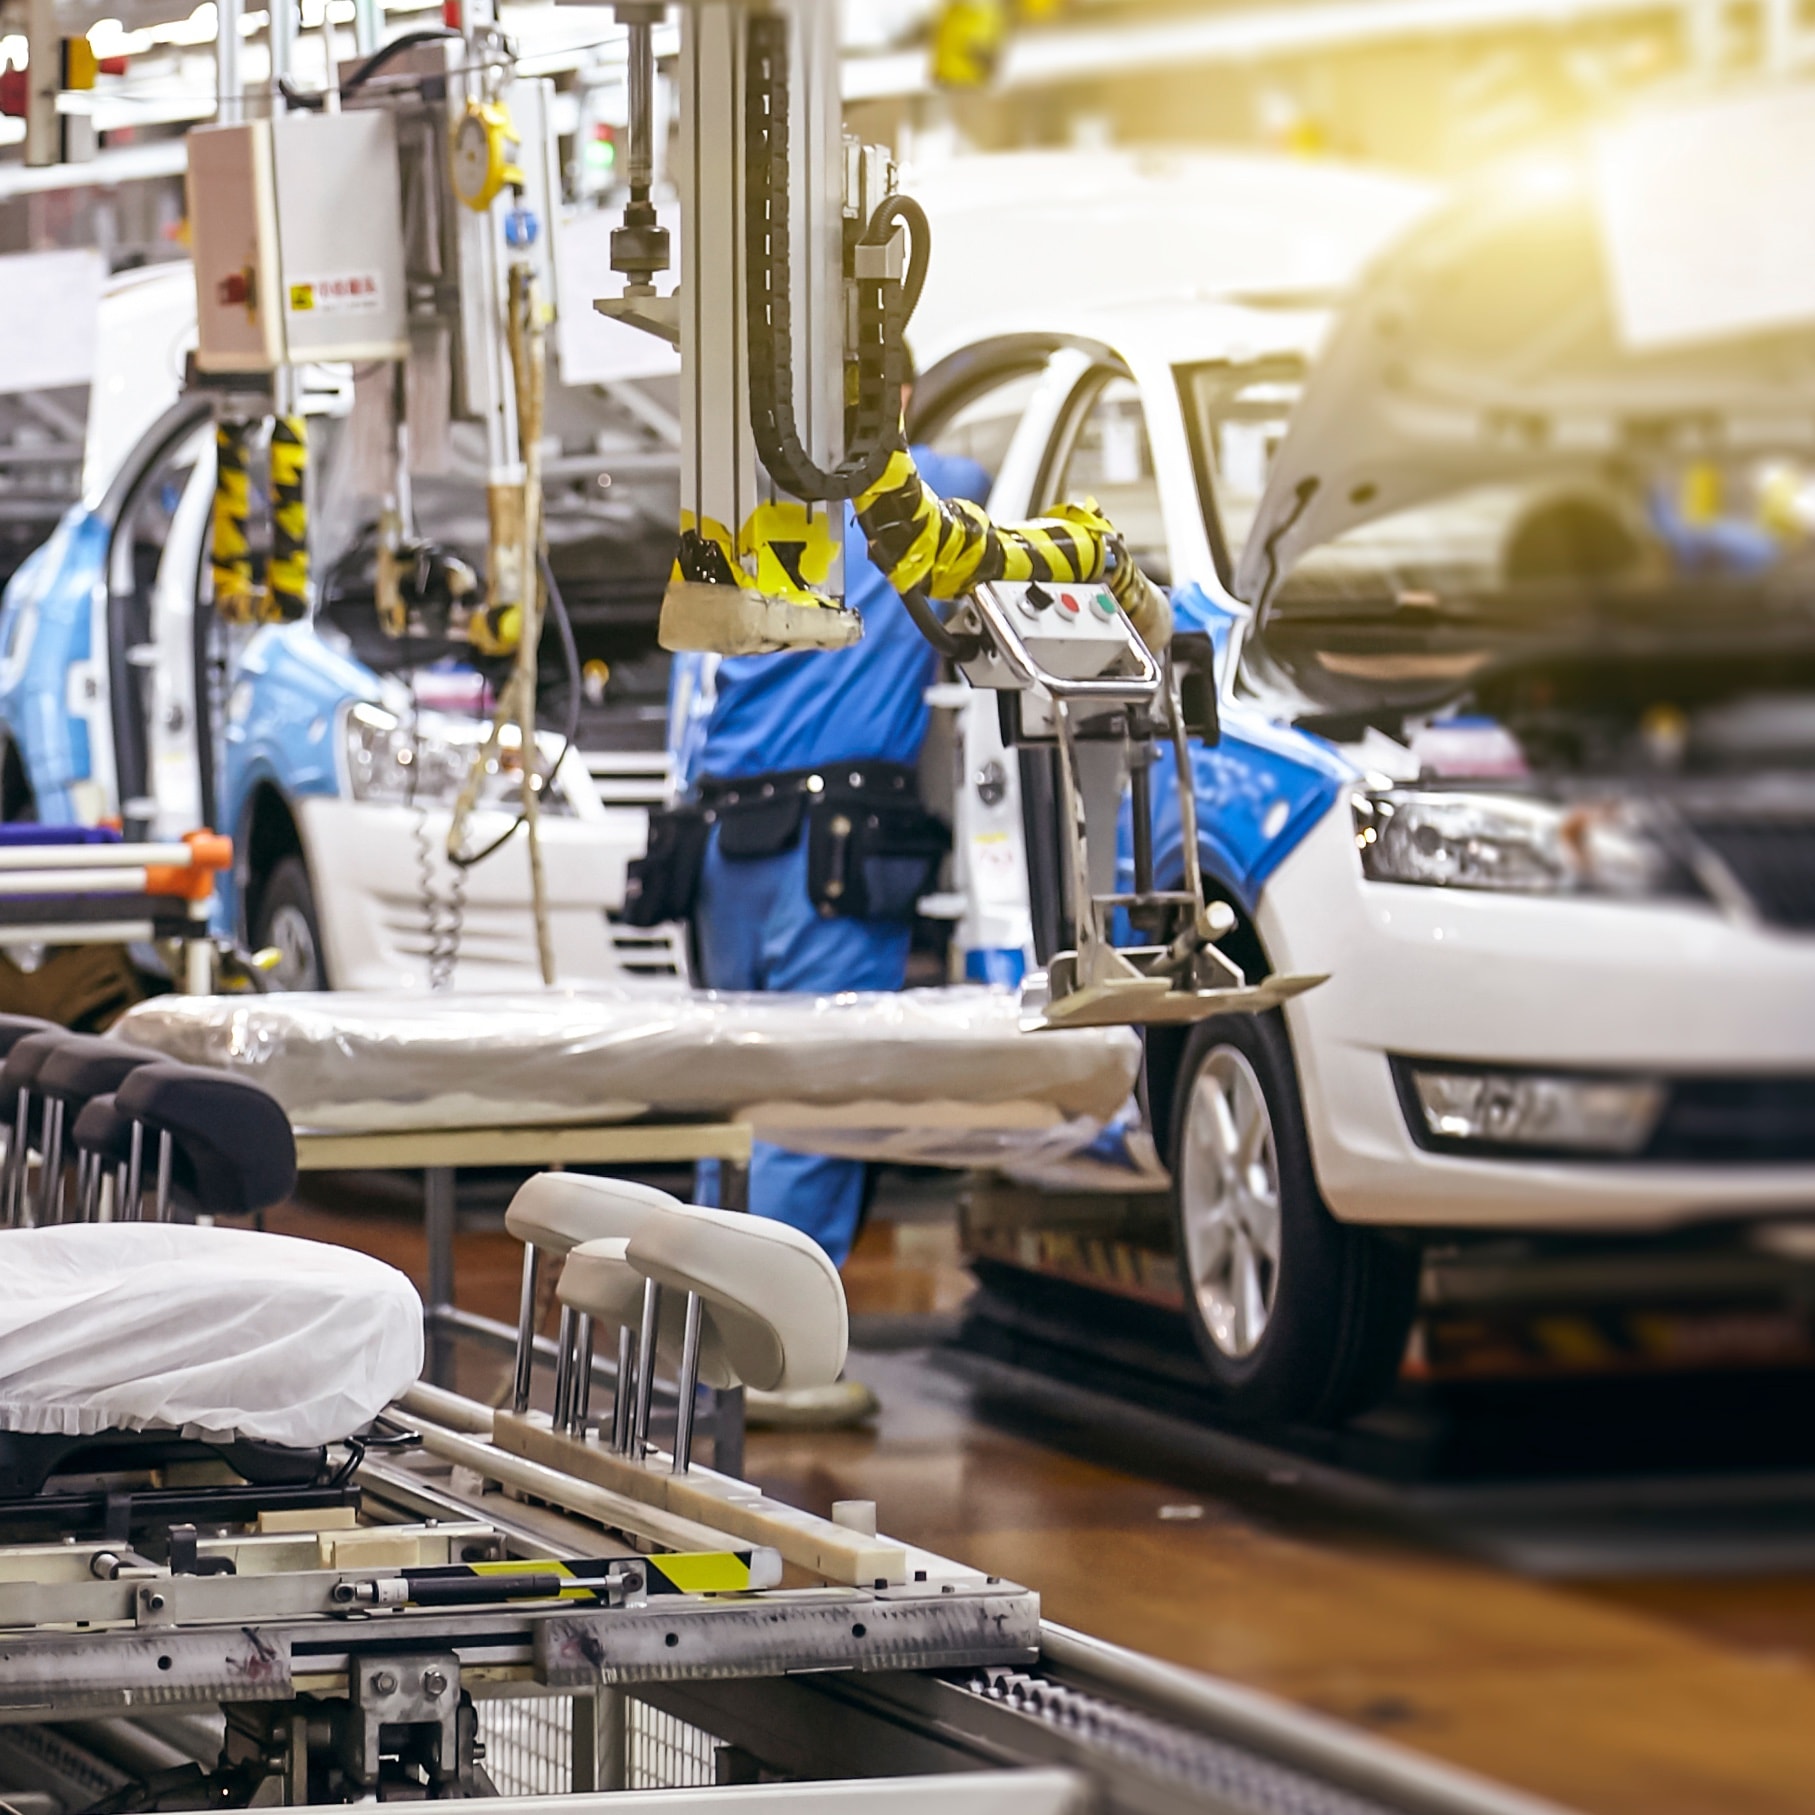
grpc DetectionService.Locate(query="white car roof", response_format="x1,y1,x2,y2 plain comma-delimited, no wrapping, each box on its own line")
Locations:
905,147,1434,366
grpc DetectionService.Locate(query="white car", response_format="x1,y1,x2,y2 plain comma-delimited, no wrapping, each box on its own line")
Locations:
918,133,1815,1420
0,262,680,991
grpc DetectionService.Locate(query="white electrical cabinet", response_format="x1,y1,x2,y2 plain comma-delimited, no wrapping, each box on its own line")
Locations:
188,110,409,375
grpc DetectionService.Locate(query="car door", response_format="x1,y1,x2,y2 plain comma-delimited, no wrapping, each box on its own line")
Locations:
911,337,1101,982
104,408,214,841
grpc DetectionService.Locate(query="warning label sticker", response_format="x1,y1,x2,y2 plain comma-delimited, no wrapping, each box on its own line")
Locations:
287,273,383,315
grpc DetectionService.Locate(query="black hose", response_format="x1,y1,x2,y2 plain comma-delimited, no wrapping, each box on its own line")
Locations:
863,192,931,329
278,28,459,112
901,587,981,664
449,548,583,871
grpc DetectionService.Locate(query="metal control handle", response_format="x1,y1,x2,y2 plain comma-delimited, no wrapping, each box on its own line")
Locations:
966,584,1163,704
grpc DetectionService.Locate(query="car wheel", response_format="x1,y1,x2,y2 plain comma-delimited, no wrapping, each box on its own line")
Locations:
252,856,327,992
1171,1010,1418,1424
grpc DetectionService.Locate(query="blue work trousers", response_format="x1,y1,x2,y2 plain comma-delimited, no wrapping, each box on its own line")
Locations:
693,829,910,1266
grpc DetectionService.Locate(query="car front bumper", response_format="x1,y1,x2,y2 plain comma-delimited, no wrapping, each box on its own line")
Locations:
296,796,641,992
1257,811,1815,1232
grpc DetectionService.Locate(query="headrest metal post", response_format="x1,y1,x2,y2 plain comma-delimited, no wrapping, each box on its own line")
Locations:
670,1292,703,1475
511,1245,541,1415
4,1089,25,1225
551,1305,577,1431
154,1130,174,1223
631,1279,660,1457
113,1162,128,1222
81,1152,103,1223
571,1313,595,1437
611,1325,635,1454
125,1122,144,1221
73,1152,91,1223
37,1100,64,1226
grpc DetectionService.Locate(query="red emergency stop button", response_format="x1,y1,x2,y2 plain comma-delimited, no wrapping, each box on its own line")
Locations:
1056,590,1081,616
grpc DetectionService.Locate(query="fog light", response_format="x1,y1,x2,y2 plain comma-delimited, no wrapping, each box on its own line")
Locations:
1406,1066,1666,1155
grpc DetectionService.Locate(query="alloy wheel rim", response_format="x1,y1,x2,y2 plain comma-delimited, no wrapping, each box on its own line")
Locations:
1179,1045,1282,1359
265,903,321,992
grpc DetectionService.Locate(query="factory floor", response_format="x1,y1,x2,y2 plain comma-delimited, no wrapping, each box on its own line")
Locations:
276,1175,1815,1815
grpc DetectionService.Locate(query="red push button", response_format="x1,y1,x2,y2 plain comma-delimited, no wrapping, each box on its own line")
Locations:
1056,591,1081,616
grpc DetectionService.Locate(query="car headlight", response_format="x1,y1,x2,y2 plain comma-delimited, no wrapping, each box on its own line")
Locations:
1352,789,1687,898
342,702,573,816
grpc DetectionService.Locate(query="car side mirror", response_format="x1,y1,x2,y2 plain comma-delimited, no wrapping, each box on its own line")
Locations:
1171,631,1220,746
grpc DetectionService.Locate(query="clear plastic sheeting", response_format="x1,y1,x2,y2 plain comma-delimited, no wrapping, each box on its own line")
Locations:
0,1225,423,1447
114,984,1143,1142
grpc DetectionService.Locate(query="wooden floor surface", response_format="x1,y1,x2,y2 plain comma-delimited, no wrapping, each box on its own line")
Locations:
276,1187,1815,1815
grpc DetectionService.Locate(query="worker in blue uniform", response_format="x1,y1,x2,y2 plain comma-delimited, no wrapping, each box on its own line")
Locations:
681,379,990,1267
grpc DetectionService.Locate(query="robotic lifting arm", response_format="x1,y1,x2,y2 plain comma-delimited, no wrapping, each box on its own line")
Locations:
622,2,1314,1029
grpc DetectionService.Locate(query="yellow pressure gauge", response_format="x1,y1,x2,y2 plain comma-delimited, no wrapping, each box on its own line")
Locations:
451,98,522,212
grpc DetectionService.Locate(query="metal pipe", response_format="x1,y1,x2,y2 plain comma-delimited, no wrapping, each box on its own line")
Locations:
5,1090,27,1225
571,1314,596,1436
37,1098,63,1224
268,0,297,105
625,15,655,199
611,1325,635,1454
113,1163,128,1222
670,1293,702,1474
215,0,244,121
551,1305,577,1429
511,1245,542,1414
72,1151,91,1222
154,1129,173,1222
1129,746,1154,899
1038,1625,1575,1815
631,1279,660,1455
125,1121,144,1220
82,1150,104,1222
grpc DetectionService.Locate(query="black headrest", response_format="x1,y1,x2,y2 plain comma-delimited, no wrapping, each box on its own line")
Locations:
114,1064,297,1218
70,1094,139,1167
1,1029,80,1094
35,1037,167,1108
0,1015,54,1061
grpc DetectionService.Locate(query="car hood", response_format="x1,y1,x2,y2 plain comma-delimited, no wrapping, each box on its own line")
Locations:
1234,84,1815,613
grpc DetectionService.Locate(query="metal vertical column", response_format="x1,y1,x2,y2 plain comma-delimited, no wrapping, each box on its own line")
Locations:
216,0,244,121
424,1166,457,1385
23,0,59,167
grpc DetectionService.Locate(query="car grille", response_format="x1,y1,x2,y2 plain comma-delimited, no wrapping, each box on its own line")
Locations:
1684,810,1815,930
1651,1077,1815,1164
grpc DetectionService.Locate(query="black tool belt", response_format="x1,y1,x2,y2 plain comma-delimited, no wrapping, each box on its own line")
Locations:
621,763,949,928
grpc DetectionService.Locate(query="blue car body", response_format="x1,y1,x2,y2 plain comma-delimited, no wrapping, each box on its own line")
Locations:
0,488,378,938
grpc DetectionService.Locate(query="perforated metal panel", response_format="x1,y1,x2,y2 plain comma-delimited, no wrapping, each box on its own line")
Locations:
477,1692,720,1793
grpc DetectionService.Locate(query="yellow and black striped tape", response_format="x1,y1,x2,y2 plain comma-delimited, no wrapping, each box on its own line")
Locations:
854,449,1170,644
464,1551,762,1599
267,414,309,623
211,420,256,625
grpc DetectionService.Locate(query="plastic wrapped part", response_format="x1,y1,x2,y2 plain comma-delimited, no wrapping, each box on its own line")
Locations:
0,1225,423,1447
113,984,1142,1138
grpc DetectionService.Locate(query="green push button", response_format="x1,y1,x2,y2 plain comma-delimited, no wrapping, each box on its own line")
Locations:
1091,590,1118,620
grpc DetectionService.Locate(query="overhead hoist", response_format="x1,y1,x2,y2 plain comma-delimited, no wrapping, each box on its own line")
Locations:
606,2,1316,1029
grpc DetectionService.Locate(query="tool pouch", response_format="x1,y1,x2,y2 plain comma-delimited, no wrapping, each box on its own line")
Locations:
807,791,950,922
621,802,711,927
714,791,808,860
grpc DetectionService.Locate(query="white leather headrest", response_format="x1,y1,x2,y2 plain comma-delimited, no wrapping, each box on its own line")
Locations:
504,1173,683,1257
558,1238,736,1389
627,1205,847,1394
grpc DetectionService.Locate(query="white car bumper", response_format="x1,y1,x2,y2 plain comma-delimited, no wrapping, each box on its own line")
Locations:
1258,810,1815,1232
296,796,646,992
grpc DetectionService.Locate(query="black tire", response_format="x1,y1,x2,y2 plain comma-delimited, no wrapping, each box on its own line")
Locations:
251,855,327,991
1170,1010,1418,1424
